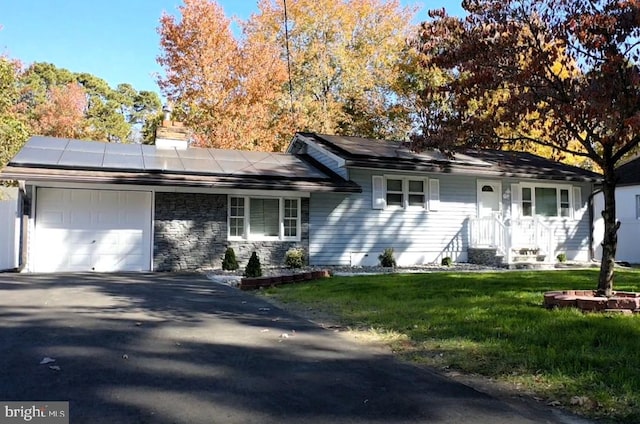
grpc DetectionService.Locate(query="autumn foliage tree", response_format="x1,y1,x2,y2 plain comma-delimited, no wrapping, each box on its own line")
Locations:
157,0,291,151
251,0,415,139
414,0,640,295
157,0,417,149
32,82,87,139
0,57,29,171
0,58,162,171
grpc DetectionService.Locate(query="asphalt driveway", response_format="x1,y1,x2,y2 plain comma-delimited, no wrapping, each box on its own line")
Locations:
0,273,591,424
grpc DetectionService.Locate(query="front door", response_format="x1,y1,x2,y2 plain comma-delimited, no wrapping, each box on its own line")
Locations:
478,180,502,218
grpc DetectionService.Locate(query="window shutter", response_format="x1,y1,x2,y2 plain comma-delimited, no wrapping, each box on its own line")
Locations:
429,179,440,211
572,186,582,218
510,183,521,218
372,176,385,209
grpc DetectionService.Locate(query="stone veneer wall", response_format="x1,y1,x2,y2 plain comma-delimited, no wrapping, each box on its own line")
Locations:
154,192,309,271
467,247,503,267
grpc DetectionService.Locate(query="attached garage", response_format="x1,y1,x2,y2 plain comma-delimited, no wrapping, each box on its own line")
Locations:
32,188,152,272
1,136,360,273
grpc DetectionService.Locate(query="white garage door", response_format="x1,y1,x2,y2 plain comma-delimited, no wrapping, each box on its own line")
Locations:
33,188,152,272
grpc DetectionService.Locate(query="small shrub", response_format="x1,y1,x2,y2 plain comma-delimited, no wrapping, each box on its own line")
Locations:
378,248,396,268
441,257,452,267
244,251,262,277
222,247,239,271
556,253,567,263
285,248,305,269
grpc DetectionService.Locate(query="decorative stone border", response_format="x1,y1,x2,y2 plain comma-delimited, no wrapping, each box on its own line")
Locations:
240,270,331,290
544,290,640,314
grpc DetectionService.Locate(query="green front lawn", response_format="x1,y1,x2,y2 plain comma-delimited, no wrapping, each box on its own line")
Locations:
265,269,640,423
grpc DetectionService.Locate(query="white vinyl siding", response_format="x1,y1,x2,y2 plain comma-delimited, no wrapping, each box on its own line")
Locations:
229,196,300,241
312,170,470,266
595,187,640,263
310,171,593,266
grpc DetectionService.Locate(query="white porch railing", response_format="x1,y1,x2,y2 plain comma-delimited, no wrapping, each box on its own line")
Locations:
469,216,554,264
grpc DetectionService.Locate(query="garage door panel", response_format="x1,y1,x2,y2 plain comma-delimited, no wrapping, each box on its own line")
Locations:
39,210,65,226
34,188,152,272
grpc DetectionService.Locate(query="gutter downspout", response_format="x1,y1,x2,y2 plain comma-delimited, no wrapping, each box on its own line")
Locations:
588,186,602,263
16,182,27,272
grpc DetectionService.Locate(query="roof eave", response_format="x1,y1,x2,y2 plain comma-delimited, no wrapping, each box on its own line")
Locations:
344,160,602,183
0,166,362,194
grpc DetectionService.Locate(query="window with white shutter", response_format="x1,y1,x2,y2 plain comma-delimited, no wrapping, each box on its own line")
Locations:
429,179,440,211
372,176,385,209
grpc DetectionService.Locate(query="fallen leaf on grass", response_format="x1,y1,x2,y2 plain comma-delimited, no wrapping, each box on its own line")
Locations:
570,396,590,406
40,357,56,365
49,366,61,371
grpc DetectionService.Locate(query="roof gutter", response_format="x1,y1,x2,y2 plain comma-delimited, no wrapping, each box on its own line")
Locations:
0,166,362,194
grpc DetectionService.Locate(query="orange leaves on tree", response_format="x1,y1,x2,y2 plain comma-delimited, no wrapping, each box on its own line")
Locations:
157,0,289,151
157,0,416,149
32,82,88,139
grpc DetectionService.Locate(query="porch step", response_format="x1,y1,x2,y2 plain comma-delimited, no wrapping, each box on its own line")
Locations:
508,262,555,270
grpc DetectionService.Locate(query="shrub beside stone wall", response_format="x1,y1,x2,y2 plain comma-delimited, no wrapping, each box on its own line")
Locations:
153,193,309,271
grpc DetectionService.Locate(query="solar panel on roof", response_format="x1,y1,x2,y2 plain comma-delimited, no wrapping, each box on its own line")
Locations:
9,136,336,182
179,158,223,174
210,149,248,162
141,144,179,158
67,140,106,153
176,148,213,160
240,151,273,161
103,154,144,169
12,146,64,165
58,150,104,167
25,136,69,150
217,159,255,174
105,143,141,156
142,156,185,172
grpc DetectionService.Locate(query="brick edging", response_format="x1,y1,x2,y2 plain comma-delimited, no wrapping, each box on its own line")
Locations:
240,270,331,290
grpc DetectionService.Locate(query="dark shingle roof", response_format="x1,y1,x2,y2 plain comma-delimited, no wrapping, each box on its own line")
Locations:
0,136,361,193
298,133,602,183
615,156,640,186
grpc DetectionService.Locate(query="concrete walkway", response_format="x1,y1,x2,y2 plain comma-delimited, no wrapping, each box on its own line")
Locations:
0,273,592,424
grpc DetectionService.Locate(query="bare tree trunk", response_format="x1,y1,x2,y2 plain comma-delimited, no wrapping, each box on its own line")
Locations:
598,168,619,297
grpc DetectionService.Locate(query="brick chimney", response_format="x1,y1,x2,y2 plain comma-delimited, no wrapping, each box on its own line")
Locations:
155,104,190,150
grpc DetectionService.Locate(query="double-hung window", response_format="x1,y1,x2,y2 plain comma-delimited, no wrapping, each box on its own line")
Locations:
228,196,300,241
372,175,436,210
229,197,246,237
385,179,404,207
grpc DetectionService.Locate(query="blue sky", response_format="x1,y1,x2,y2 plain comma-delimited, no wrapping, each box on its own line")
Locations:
0,1,465,97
